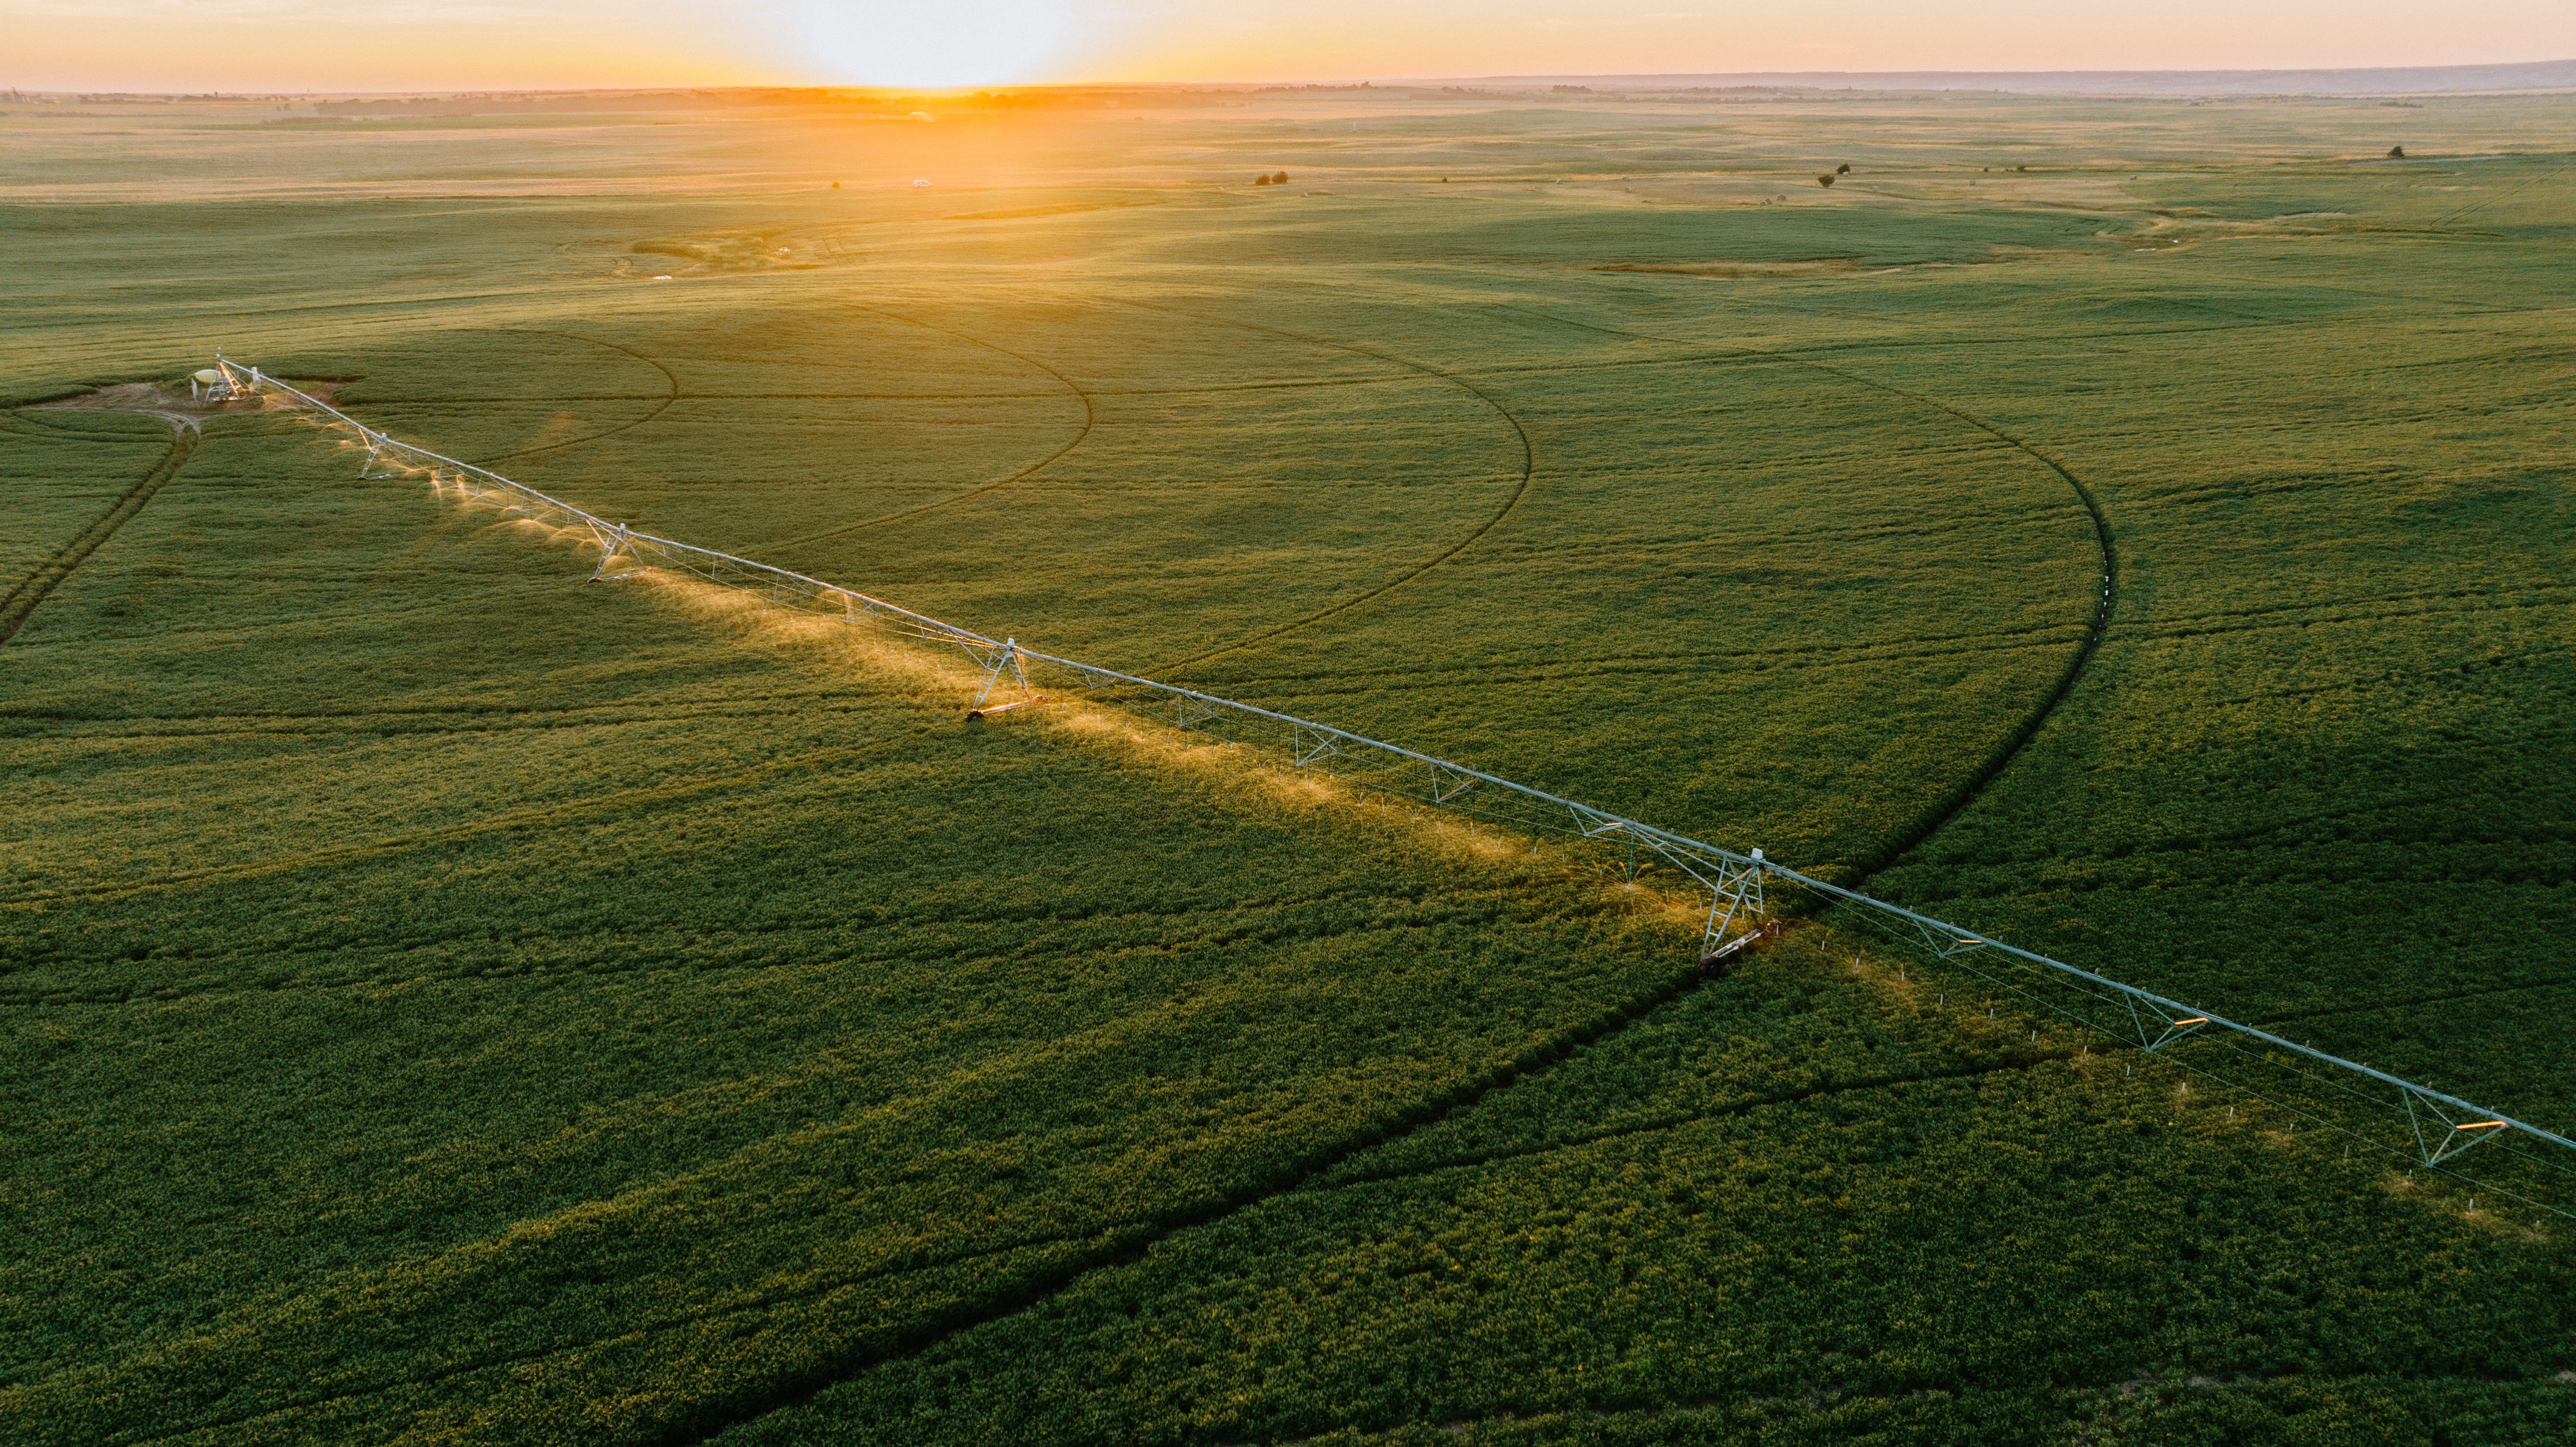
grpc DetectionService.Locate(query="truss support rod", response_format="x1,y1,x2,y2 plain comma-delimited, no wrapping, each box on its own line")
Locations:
972,638,1030,708
587,524,631,582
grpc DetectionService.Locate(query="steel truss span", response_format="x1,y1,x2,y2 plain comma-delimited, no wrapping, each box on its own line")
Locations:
215,358,2576,1218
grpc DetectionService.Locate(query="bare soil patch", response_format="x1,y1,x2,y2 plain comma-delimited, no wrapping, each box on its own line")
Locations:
33,379,332,432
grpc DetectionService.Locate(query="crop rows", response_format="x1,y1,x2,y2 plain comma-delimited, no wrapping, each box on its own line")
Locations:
7,100,2574,1444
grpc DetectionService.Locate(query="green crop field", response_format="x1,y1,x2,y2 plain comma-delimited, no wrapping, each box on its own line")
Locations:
3,86,2572,1445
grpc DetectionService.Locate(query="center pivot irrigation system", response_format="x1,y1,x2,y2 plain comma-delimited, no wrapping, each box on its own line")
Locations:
212,358,2576,1217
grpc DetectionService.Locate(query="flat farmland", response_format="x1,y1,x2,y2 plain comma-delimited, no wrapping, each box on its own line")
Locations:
2,89,2572,1444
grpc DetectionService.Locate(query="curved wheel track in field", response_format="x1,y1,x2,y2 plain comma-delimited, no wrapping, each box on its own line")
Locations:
130,1044,2101,1446
660,1029,2094,1445
0,429,197,646
1787,361,2116,882
133,300,2085,1444
738,301,1529,671
41,305,2113,1441
1469,298,2119,882
757,306,1096,552
1121,303,1538,677
665,313,2122,1444
470,329,684,466
332,321,1089,545
325,328,685,469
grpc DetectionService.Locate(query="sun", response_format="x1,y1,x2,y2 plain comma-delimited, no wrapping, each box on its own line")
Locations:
786,0,1081,88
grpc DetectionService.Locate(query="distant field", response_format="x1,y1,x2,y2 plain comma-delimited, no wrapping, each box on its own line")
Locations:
3,89,2572,1445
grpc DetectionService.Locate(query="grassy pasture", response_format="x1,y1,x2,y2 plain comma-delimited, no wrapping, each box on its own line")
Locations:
2,89,2572,1444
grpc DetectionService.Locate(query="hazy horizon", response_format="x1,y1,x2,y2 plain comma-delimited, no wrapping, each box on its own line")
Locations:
19,58,2576,103
11,0,2576,92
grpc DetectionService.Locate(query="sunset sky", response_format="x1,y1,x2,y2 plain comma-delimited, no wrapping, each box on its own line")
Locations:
11,0,2573,92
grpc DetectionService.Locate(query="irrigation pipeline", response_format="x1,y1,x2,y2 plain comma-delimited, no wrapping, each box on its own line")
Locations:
214,357,2576,1215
